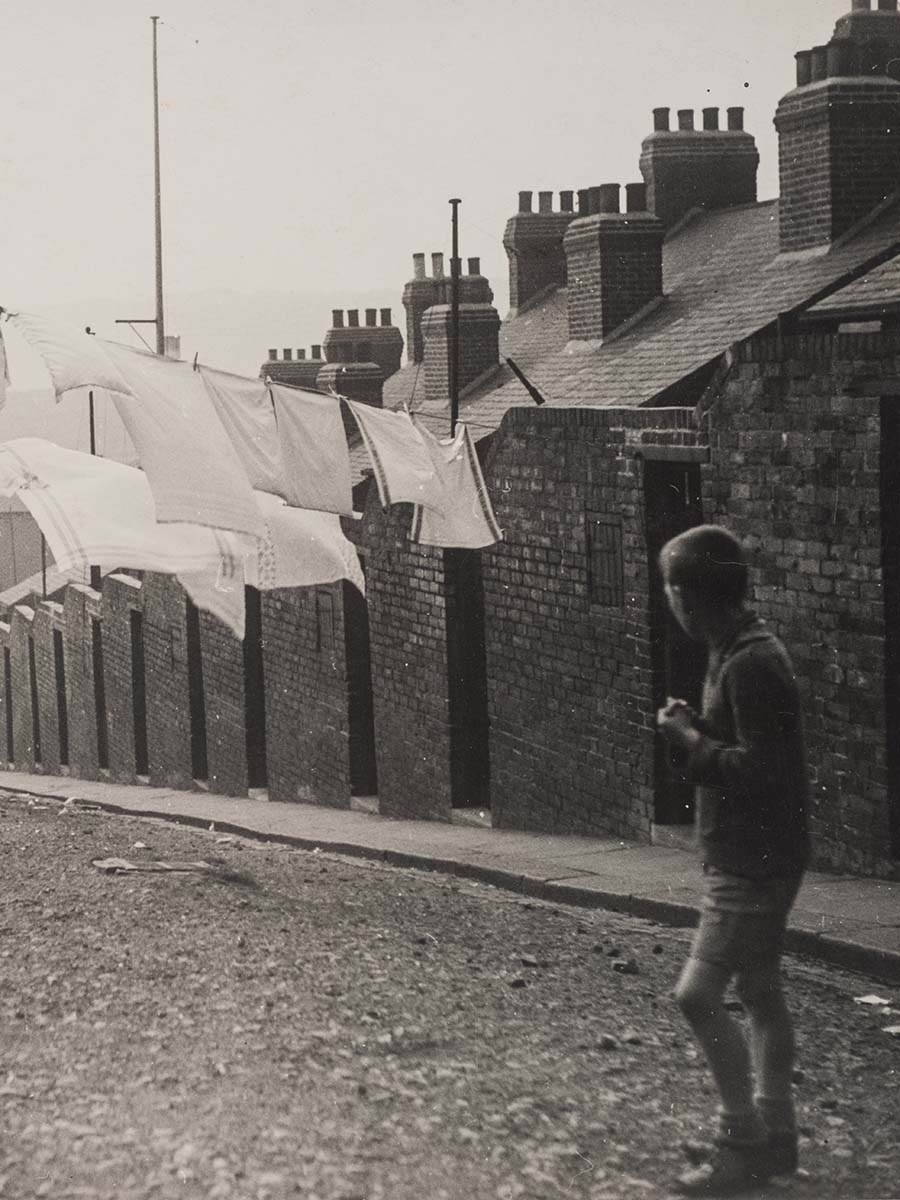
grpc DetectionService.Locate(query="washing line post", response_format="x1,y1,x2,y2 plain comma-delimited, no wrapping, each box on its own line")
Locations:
152,15,165,356
449,198,461,437
89,390,101,591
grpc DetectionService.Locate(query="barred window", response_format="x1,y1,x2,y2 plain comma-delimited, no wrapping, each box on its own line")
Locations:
587,514,624,607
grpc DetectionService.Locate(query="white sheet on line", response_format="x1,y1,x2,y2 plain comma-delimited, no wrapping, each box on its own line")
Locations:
346,399,437,509
100,339,264,539
3,309,129,395
247,490,364,596
198,366,284,497
269,383,354,515
410,422,503,549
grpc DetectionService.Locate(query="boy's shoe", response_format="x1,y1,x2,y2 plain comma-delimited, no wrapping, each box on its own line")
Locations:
673,1140,772,1197
680,1131,799,1178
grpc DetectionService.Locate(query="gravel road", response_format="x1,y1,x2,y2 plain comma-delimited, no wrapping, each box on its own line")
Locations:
1,790,897,1200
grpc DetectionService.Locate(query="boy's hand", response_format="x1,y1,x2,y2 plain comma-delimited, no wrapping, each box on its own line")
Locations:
656,698,702,752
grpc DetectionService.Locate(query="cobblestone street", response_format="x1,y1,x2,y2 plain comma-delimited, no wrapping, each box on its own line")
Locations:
1,791,898,1200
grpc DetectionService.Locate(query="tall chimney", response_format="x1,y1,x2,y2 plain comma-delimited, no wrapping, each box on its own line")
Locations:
639,107,759,228
563,182,664,344
776,3,900,252
323,305,404,379
503,189,578,316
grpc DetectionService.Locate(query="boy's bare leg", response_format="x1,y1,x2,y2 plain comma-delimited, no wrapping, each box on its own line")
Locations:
675,958,765,1140
737,968,798,1151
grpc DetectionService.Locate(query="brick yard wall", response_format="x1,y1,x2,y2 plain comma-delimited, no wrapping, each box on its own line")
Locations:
261,584,352,807
61,584,105,782
361,495,454,821
9,605,38,773
31,601,66,776
703,328,900,876
481,406,700,840
199,608,249,798
102,573,143,784
142,573,194,791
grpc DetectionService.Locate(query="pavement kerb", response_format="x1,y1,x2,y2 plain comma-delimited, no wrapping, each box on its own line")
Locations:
5,782,900,985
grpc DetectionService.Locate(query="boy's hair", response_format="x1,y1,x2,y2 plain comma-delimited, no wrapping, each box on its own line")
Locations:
659,525,748,605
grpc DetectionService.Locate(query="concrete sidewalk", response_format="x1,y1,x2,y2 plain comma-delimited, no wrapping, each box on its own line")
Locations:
2,769,899,984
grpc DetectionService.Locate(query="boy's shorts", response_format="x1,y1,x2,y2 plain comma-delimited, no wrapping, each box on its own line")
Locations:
689,866,803,974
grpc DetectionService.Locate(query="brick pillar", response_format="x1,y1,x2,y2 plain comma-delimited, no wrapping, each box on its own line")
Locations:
563,184,664,343
503,191,577,315
199,606,249,798
142,573,194,790
61,584,106,781
0,619,11,763
102,573,144,783
639,107,759,229
32,601,65,776
420,303,501,406
10,605,38,772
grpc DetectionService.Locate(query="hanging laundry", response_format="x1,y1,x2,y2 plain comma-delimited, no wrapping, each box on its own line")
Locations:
269,384,354,515
410,422,503,549
101,339,264,539
247,490,364,596
0,437,250,637
347,399,437,510
199,366,284,497
2,309,128,396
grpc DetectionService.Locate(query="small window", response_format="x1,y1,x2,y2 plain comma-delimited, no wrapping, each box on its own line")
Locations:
587,514,624,607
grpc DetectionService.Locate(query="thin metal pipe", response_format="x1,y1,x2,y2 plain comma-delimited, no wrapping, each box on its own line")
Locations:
152,16,165,355
449,198,461,436
89,390,101,590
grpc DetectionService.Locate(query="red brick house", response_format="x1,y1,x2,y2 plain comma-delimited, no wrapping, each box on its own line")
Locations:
4,1,900,879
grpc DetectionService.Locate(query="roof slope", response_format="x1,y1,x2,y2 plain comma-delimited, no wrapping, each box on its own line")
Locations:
446,196,900,436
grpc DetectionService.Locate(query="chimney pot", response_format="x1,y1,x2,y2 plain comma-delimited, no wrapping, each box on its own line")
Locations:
702,107,719,131
588,186,602,214
538,190,553,213
852,0,871,8
380,307,392,326
312,344,322,359
653,106,670,132
298,349,306,360
412,252,426,281
332,309,344,329
365,308,377,327
431,252,445,278
559,189,574,212
598,183,621,214
268,348,277,361
811,45,828,82
467,256,480,275
878,0,897,11
577,188,591,214
625,182,648,212
726,106,745,131
795,50,812,87
283,349,293,361
518,190,533,213
677,109,695,131
348,309,360,328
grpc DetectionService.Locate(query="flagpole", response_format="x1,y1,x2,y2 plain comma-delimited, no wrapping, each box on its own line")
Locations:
151,15,165,355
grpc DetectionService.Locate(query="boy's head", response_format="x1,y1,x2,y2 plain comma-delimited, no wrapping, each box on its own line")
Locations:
659,526,748,641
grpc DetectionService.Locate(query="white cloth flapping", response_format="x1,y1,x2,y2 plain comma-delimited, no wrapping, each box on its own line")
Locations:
269,384,354,515
410,423,503,548
346,400,437,509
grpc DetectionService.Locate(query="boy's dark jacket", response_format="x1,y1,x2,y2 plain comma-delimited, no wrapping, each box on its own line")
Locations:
684,612,810,880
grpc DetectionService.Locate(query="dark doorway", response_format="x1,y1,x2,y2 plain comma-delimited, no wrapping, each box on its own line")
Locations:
130,611,149,776
344,578,377,797
53,630,69,767
91,619,109,770
243,586,268,789
185,599,209,782
643,460,704,825
880,399,900,859
4,647,13,761
445,549,490,809
27,635,42,766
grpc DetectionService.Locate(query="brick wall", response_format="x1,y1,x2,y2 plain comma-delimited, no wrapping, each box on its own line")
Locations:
261,583,352,806
639,124,759,230
62,584,105,781
199,607,249,797
0,621,11,764
102,573,143,783
31,601,66,775
503,207,576,314
564,214,664,343
361,494,454,820
142,573,194,790
481,406,700,840
9,606,38,773
421,304,501,406
703,328,900,876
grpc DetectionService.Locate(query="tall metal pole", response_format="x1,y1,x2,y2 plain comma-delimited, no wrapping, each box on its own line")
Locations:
152,16,165,355
89,390,101,590
449,198,461,436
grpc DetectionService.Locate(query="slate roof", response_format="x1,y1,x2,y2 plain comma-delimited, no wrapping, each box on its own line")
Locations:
406,196,900,442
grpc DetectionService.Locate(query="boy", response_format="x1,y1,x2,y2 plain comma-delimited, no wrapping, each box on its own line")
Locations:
656,525,810,1197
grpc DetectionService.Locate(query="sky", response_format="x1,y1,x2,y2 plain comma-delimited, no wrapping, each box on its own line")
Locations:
2,0,850,384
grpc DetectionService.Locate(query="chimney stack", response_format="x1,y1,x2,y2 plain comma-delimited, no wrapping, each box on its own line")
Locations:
776,1,900,252
563,181,664,344
503,188,579,315
639,105,759,228
322,304,404,380
402,251,492,364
